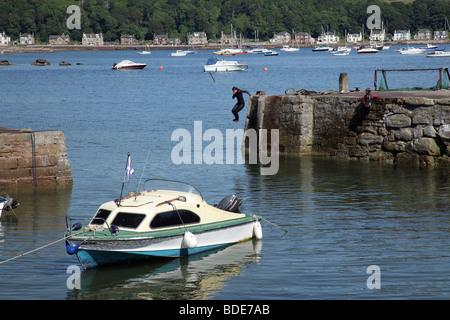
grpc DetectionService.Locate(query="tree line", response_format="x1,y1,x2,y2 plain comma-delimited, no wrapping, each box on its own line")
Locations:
0,0,449,43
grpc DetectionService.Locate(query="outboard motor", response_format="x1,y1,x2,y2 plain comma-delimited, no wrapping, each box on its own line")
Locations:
216,194,242,213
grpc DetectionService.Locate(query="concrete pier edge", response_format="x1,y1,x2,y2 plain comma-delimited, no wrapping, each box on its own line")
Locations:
244,89,450,167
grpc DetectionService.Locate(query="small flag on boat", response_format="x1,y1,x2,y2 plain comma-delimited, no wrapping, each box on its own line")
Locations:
126,154,135,180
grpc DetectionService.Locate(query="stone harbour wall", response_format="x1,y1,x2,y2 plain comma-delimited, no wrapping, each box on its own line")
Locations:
245,91,450,167
0,128,73,188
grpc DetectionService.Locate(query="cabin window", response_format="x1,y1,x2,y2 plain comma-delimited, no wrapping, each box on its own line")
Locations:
150,210,200,229
112,212,146,229
91,209,111,225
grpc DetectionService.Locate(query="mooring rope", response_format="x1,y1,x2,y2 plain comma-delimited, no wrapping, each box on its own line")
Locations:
0,230,85,265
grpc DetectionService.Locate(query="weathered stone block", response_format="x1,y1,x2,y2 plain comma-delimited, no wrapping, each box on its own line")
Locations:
438,124,450,140
383,140,406,152
423,126,436,138
386,114,411,128
413,138,441,156
404,97,435,106
394,128,413,141
0,129,72,187
378,127,388,137
412,112,433,125
413,126,423,139
0,157,18,170
348,145,368,157
357,133,383,146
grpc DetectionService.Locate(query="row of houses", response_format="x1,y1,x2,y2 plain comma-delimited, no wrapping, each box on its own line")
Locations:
1,29,448,46
0,31,207,46
270,29,449,45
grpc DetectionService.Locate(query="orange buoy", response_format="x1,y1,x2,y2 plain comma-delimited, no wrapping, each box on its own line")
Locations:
264,67,268,71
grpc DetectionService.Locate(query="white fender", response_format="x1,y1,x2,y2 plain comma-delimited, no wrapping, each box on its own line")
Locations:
253,221,263,240
183,231,197,249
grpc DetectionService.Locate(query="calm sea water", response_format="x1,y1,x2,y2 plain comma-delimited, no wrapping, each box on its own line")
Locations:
0,46,449,300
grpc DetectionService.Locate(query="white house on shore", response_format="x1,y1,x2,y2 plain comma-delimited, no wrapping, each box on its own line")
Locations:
318,31,339,44
347,32,362,43
20,33,35,45
82,33,104,46
392,30,411,41
0,31,11,46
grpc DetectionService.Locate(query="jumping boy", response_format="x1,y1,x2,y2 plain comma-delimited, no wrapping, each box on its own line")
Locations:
231,87,251,122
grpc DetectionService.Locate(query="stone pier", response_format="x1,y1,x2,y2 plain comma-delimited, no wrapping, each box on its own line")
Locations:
0,128,73,188
244,90,450,167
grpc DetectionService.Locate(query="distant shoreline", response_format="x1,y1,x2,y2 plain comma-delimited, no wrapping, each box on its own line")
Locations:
1,40,449,53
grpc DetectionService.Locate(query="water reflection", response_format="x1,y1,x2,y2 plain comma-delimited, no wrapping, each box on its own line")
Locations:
0,185,72,256
67,239,262,300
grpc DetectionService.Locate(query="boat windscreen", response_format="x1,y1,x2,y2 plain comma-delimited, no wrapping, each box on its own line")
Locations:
142,179,203,200
206,57,219,65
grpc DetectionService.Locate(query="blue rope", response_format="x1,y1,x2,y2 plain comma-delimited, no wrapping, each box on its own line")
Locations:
30,131,37,187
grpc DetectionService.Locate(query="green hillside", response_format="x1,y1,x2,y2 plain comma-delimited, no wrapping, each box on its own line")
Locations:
0,0,448,43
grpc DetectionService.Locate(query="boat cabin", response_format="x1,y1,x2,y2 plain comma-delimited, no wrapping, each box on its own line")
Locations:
87,189,244,234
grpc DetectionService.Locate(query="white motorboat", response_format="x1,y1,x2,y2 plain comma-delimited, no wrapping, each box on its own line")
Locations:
357,45,379,54
137,50,151,55
112,60,147,70
312,45,331,52
332,46,351,53
399,47,426,55
247,47,264,54
224,48,247,54
332,50,349,56
420,43,439,50
203,57,248,72
65,179,262,269
171,50,187,56
426,50,450,58
263,50,279,56
280,45,299,52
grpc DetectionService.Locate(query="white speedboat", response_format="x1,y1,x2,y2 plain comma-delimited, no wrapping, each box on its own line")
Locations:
65,179,262,269
263,50,279,56
332,46,351,53
112,60,147,70
203,57,248,72
312,45,331,52
426,50,450,58
280,45,299,52
225,48,247,54
137,50,151,55
420,43,439,50
357,45,379,54
171,50,187,56
332,50,349,56
247,47,264,54
399,47,425,54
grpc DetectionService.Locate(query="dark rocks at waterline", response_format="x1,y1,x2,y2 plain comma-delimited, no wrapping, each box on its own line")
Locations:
0,60,14,66
32,59,51,66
